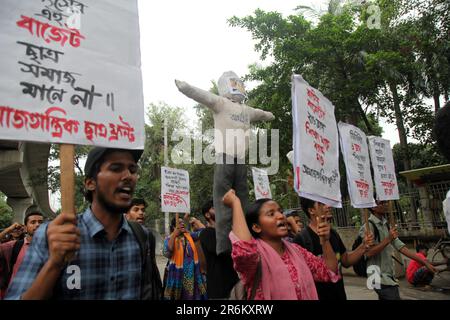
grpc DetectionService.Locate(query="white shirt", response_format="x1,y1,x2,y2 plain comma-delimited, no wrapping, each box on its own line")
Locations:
443,189,450,235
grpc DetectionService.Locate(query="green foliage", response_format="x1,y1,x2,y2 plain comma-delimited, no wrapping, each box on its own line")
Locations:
228,0,448,200
46,144,91,213
0,192,13,230
134,102,187,223
393,142,447,173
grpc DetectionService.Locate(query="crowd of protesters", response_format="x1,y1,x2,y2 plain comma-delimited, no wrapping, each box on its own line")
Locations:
0,103,449,300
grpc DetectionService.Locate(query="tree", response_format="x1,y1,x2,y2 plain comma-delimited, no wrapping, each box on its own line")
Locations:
133,102,188,225
46,144,91,214
0,192,13,230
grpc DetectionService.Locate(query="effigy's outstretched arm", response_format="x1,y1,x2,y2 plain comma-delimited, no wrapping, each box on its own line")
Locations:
175,79,221,113
248,105,275,122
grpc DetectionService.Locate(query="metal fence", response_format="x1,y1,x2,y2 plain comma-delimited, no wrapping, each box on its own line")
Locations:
331,181,450,231
146,182,449,237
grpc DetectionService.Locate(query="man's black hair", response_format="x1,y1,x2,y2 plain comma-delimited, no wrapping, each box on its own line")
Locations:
299,197,316,219
24,211,44,225
416,243,429,252
434,101,450,161
130,198,147,208
83,148,142,203
201,200,214,218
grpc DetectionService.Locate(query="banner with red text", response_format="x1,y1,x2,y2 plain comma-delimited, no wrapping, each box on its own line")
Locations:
338,122,376,208
0,0,144,148
252,167,272,200
161,167,190,213
291,74,341,207
367,137,399,201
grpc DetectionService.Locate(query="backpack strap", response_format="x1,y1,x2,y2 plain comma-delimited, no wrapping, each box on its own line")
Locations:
5,239,24,285
128,221,163,300
128,221,147,262
367,220,380,242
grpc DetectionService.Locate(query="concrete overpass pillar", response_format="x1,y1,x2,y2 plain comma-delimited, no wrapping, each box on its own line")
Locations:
6,197,34,224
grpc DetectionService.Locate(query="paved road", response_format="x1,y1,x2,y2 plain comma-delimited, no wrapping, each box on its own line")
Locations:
344,274,450,300
156,255,450,300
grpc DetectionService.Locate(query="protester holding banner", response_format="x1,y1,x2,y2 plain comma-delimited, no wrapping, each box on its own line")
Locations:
294,197,373,300
5,147,164,300
360,200,437,300
223,189,339,300
162,216,207,300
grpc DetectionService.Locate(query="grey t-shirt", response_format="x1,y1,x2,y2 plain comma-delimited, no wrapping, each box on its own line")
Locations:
359,214,405,286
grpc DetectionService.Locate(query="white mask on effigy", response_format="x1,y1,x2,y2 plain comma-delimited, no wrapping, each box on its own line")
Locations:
217,71,247,103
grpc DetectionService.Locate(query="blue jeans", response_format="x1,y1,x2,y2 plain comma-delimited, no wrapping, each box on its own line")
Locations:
412,267,434,286
374,285,401,300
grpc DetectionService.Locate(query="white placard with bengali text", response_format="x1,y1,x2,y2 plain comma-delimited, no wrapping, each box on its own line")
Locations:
161,167,190,213
338,122,376,208
0,0,144,149
367,137,400,201
252,167,272,200
291,74,341,207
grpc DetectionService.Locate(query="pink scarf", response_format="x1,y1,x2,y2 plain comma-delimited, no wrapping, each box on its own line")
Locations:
255,238,319,300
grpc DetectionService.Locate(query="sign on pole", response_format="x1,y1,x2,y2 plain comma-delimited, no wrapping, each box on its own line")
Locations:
338,122,376,208
251,167,272,200
291,74,341,207
0,0,145,149
367,137,399,201
161,167,190,214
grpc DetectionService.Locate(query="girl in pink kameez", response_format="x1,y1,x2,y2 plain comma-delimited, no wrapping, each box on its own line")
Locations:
223,189,339,300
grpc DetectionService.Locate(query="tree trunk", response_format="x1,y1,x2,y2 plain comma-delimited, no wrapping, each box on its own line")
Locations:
389,82,418,226
389,82,411,171
356,100,374,134
433,90,441,112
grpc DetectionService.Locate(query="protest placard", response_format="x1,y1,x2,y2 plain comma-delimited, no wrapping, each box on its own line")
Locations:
0,1,145,226
251,167,272,200
161,167,190,214
338,122,376,208
0,0,145,149
291,74,341,207
367,137,399,201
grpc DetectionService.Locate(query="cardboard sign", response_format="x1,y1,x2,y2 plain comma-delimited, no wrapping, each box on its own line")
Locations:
161,167,190,213
0,0,144,149
252,167,272,200
338,122,376,208
291,74,341,207
367,137,399,200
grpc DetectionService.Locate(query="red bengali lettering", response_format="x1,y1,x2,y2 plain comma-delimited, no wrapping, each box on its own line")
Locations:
16,15,85,48
307,99,325,119
0,105,79,138
352,143,361,152
307,88,320,104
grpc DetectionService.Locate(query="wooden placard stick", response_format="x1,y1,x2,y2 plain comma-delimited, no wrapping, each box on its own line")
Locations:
361,208,370,236
388,200,396,228
60,144,76,263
